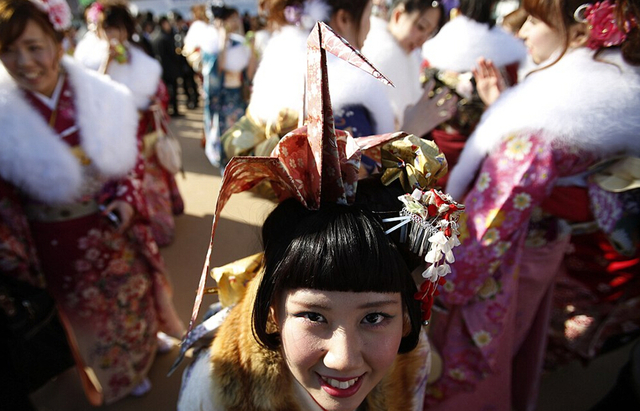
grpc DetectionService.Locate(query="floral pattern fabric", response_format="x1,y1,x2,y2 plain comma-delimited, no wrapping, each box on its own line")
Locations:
1,78,185,404
425,132,596,409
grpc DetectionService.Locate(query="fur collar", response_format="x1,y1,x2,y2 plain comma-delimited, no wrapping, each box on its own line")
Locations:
327,54,395,134
446,48,640,199
210,273,429,410
362,17,422,125
0,55,138,204
248,26,308,124
74,34,161,110
422,15,527,72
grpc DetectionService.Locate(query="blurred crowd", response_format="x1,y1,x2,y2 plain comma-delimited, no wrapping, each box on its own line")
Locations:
1,0,639,410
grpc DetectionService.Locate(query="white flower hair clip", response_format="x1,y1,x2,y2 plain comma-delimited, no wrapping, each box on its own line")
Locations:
383,188,464,324
29,0,72,32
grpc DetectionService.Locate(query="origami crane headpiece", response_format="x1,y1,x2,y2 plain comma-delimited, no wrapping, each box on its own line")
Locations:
183,22,407,344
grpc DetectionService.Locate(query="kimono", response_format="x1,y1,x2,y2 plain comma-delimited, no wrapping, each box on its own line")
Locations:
426,48,640,411
361,16,423,128
420,14,526,187
74,33,184,246
177,273,432,411
202,32,252,168
0,56,185,404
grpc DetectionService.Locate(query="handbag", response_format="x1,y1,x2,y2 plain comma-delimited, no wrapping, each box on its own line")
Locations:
0,275,104,406
152,106,184,175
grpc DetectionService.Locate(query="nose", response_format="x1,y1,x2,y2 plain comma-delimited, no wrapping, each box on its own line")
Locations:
322,327,364,372
16,49,31,67
518,21,530,40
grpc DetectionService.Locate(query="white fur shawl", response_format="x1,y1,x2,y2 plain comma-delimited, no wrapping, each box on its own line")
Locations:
248,25,308,125
362,16,422,126
74,33,161,110
446,48,640,200
327,53,395,134
422,15,527,72
0,56,138,204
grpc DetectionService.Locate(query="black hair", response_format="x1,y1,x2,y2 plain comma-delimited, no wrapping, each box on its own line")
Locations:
390,0,448,32
101,3,137,41
253,197,422,353
211,4,238,21
459,0,497,27
327,0,371,30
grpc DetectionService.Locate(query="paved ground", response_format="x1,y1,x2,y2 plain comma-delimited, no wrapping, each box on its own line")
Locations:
30,102,637,411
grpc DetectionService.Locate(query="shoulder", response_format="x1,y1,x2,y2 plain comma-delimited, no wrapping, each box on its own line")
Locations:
178,348,220,411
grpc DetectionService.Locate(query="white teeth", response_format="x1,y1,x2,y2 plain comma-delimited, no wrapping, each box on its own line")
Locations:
23,73,39,80
323,376,359,389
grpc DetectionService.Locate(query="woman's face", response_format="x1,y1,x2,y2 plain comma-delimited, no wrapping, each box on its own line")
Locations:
98,25,128,44
332,0,373,50
518,15,565,64
0,20,62,97
276,288,404,411
389,6,441,53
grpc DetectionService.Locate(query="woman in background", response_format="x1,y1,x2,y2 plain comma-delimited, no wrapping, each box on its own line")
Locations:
427,0,640,410
75,1,184,247
0,0,184,404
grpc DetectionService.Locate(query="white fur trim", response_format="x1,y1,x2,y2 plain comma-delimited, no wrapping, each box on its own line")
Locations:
327,54,395,134
446,48,640,200
185,21,220,55
222,34,251,73
362,16,422,125
248,25,308,124
422,15,527,72
0,56,138,204
75,36,160,110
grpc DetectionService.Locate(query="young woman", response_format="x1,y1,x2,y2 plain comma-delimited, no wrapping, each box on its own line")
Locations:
427,1,640,410
176,22,439,410
202,4,255,168
0,0,184,404
362,0,449,130
74,1,185,247
178,198,430,411
420,0,527,187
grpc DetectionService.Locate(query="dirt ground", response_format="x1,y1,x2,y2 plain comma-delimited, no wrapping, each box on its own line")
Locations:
30,101,637,411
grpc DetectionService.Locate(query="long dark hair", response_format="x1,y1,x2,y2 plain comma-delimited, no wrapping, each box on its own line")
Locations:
252,197,422,353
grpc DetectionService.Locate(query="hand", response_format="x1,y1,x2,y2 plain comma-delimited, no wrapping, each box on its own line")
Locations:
102,200,135,234
401,79,458,137
473,57,507,106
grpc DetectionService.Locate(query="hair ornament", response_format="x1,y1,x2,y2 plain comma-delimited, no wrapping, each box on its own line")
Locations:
383,188,464,324
574,0,635,49
285,0,331,30
29,0,72,32
86,1,104,30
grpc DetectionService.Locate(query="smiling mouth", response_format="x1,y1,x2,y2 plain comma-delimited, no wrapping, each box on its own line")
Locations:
321,376,360,389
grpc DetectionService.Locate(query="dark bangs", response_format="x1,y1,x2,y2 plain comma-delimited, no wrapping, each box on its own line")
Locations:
277,204,407,293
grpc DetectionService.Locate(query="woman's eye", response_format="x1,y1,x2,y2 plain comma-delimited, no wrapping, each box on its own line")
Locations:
362,313,390,325
297,312,325,323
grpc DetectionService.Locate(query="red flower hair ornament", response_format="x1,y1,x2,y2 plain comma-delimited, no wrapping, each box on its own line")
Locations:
574,0,637,49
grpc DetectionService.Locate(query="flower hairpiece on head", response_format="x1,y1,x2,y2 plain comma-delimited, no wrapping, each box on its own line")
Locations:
383,188,464,324
284,0,331,30
574,0,635,49
86,1,104,30
378,134,464,324
171,22,407,373
29,0,72,32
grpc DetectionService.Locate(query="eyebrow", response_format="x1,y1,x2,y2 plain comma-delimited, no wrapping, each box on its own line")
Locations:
290,299,400,311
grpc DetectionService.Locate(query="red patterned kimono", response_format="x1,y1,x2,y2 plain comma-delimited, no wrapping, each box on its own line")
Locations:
0,70,184,404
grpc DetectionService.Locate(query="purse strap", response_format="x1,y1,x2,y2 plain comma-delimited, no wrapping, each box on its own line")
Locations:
56,308,104,406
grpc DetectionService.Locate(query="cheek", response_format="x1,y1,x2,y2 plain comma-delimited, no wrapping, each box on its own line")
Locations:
280,323,323,371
